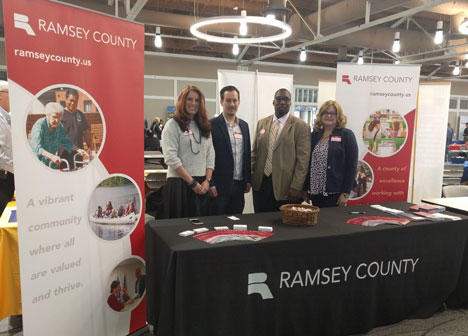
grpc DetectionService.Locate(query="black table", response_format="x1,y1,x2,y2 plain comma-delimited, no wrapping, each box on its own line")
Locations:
146,202,468,336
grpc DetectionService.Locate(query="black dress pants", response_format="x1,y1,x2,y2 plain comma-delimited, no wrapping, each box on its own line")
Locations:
253,175,288,213
213,180,245,215
0,171,15,215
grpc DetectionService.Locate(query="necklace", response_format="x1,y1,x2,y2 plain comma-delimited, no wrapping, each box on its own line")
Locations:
189,126,201,155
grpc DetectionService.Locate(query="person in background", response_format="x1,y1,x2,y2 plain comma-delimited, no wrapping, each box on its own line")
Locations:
151,117,162,140
144,129,160,151
366,119,381,153
209,85,251,215
0,81,14,215
305,100,358,208
29,102,86,170
446,122,454,162
251,88,311,212
62,89,92,150
160,85,214,218
135,268,146,298
463,122,468,143
107,281,134,312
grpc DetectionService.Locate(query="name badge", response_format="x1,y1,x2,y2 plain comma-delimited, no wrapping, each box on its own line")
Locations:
331,136,342,142
184,128,193,136
259,128,266,135
234,132,243,140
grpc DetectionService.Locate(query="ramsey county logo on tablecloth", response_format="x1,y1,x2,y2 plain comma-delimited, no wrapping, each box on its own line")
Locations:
247,272,273,300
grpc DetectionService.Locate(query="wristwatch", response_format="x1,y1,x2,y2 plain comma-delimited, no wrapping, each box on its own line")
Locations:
205,177,211,182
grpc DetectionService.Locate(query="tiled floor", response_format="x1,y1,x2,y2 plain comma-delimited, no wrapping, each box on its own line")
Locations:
3,309,468,335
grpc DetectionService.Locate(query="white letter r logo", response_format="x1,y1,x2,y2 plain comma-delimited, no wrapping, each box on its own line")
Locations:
14,13,36,36
248,273,273,300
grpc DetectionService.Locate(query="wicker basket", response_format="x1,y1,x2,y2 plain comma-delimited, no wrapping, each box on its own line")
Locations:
280,204,320,226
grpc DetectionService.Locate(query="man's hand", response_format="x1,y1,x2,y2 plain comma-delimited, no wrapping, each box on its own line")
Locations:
244,183,251,193
209,186,218,197
302,191,310,203
287,187,300,202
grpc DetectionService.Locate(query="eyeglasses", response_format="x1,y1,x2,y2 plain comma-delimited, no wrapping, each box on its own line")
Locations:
323,111,337,116
0,90,8,93
275,96,290,102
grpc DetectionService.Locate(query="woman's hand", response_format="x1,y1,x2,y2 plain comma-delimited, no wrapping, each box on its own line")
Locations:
191,182,203,194
200,180,210,194
336,193,348,207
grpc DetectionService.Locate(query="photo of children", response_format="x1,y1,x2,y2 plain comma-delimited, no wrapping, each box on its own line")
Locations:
26,86,104,172
106,258,145,313
350,160,373,200
88,175,141,241
362,109,407,157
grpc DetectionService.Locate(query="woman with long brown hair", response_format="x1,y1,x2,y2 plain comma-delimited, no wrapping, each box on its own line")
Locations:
160,85,215,218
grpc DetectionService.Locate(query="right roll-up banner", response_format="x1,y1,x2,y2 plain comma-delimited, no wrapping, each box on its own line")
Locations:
336,64,420,204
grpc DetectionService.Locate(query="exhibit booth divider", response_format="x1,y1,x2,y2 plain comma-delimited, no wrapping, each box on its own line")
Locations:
4,1,146,335
319,69,450,203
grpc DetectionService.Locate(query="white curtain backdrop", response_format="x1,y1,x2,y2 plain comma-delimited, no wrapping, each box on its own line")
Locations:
410,83,451,203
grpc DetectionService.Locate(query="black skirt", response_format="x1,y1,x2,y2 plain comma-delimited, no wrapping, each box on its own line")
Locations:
158,176,210,219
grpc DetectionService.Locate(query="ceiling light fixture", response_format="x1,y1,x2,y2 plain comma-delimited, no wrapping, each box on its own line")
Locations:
434,20,443,44
395,60,400,64
465,53,468,59
459,18,468,34
357,51,364,65
190,15,292,44
239,10,248,36
232,36,239,55
155,26,162,48
392,32,400,53
453,61,460,75
300,48,306,62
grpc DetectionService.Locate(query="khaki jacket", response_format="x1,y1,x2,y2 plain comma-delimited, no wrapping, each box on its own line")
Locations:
251,114,311,200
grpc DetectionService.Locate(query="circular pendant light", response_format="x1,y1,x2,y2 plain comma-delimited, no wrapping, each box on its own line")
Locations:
190,15,292,44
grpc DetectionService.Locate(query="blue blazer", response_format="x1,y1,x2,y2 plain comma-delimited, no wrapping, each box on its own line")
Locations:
306,128,358,194
210,114,251,193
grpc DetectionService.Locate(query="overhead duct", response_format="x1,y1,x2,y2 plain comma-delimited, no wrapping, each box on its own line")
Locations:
448,12,468,40
290,0,415,38
262,0,291,18
292,18,440,53
336,46,348,62
192,39,212,51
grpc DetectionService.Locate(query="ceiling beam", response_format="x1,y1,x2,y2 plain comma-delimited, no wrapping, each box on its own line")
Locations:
126,0,148,21
243,0,453,65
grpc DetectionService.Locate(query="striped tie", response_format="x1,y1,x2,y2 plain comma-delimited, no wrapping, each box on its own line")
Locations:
264,120,279,176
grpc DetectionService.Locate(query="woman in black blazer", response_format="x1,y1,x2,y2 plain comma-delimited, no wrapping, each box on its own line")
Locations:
305,100,358,208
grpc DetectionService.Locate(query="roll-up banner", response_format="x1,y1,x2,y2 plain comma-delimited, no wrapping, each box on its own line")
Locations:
3,0,145,335
336,64,420,204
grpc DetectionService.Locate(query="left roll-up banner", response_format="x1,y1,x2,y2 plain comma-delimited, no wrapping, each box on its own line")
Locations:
3,0,146,335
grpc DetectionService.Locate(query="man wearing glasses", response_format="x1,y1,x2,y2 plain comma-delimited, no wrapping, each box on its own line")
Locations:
251,88,311,212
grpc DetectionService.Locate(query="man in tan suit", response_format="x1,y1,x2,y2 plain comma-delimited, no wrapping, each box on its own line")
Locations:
251,88,311,212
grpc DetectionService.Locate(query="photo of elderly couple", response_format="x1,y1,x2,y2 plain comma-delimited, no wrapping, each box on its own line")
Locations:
25,85,104,172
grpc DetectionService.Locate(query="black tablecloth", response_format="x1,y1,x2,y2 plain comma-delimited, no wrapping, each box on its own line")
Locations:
146,202,468,336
